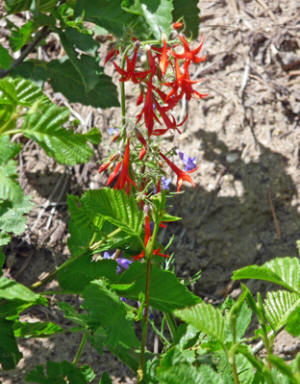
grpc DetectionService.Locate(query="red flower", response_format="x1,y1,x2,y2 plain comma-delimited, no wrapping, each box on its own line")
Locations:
104,47,119,65
172,35,206,65
135,128,148,160
99,154,120,173
113,45,150,83
110,140,136,194
165,59,207,101
159,36,170,75
136,80,161,137
160,152,198,192
132,214,169,260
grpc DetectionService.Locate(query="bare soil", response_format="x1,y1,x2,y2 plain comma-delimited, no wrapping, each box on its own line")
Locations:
1,0,300,382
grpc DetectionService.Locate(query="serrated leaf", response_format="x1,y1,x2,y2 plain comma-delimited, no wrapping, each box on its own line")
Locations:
0,77,45,106
157,363,222,384
0,319,22,370
140,0,173,39
82,188,144,237
175,302,226,343
172,0,200,39
5,0,32,13
13,321,63,338
47,58,119,108
0,136,21,164
233,257,300,294
0,195,33,234
21,101,96,165
116,262,200,312
0,276,43,302
263,290,300,331
0,45,12,69
0,160,23,202
58,255,118,293
268,355,297,384
82,279,139,347
25,360,93,384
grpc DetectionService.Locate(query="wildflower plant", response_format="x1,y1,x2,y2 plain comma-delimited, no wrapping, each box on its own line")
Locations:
0,1,300,384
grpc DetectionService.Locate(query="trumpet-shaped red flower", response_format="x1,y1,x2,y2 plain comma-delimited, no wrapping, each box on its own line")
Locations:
104,47,119,65
165,59,207,101
135,128,148,160
159,37,170,75
132,214,169,260
113,45,150,83
108,140,136,194
172,35,206,65
160,152,198,192
136,80,161,137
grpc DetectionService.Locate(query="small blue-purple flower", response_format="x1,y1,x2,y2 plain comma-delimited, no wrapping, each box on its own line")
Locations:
108,127,120,136
177,151,197,171
161,176,172,190
103,252,132,273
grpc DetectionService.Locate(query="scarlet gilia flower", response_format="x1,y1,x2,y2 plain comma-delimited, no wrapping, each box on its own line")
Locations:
113,44,150,84
132,213,169,260
159,35,170,75
104,47,119,65
172,35,206,65
135,128,148,160
160,152,198,192
165,59,207,101
107,140,136,194
99,153,120,173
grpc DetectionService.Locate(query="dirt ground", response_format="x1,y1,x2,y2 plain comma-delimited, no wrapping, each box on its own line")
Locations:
1,0,300,383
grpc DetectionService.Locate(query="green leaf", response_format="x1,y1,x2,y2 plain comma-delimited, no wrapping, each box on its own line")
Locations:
57,302,89,328
268,355,297,384
0,45,12,70
0,135,21,165
10,21,34,52
75,0,137,37
286,305,300,336
0,156,23,202
0,77,45,107
59,30,100,92
11,61,48,87
0,319,22,370
140,0,173,39
82,279,139,347
172,0,200,39
116,263,201,312
228,290,252,341
174,301,226,343
13,321,63,338
47,58,119,108
233,257,300,294
63,27,99,56
36,0,59,12
263,290,300,331
0,195,34,235
25,360,93,384
0,276,43,302
82,188,144,237
99,372,112,384
21,101,95,165
5,0,32,13
157,363,222,384
58,256,118,293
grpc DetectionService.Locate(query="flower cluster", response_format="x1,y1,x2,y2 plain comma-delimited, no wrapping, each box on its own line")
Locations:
99,25,206,195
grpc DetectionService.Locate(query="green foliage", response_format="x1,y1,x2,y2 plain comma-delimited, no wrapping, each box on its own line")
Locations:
172,0,200,38
115,262,201,311
233,257,300,294
99,372,112,384
82,279,139,347
174,302,226,343
25,360,95,383
0,276,45,302
0,45,12,69
13,321,63,338
58,256,118,293
0,318,22,370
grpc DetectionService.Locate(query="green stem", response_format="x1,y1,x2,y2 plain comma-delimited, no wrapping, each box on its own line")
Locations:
73,333,88,366
164,312,177,341
31,228,122,290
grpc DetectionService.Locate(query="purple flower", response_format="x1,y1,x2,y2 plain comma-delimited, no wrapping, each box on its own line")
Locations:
120,297,127,303
177,151,197,171
108,127,119,135
103,252,132,273
161,176,172,190
116,257,133,271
